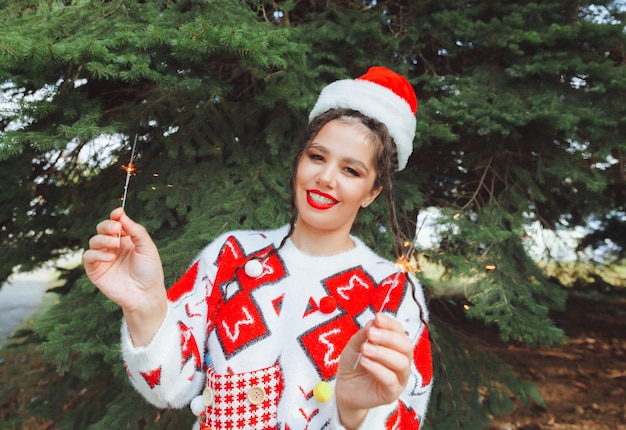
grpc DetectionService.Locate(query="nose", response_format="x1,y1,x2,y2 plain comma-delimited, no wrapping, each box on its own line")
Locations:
316,164,336,189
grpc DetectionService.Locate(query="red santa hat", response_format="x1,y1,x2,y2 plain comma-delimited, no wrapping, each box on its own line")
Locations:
308,66,418,171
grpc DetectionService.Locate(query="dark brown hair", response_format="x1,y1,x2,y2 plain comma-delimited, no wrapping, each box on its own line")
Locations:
276,108,404,258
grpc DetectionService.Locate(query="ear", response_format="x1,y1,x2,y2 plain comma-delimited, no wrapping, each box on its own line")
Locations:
361,185,383,208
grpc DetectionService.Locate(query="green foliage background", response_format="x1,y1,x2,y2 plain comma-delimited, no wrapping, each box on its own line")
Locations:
1,0,625,428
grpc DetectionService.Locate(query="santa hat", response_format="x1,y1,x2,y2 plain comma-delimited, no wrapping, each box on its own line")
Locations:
308,66,418,171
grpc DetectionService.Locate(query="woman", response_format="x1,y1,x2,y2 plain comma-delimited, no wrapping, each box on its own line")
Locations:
84,66,433,429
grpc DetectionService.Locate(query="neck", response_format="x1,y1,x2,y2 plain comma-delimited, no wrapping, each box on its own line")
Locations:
291,222,355,256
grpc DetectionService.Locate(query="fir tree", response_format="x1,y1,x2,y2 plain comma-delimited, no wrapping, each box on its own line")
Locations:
1,0,625,428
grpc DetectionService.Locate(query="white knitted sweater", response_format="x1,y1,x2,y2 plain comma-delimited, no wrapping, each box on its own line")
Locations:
121,225,433,429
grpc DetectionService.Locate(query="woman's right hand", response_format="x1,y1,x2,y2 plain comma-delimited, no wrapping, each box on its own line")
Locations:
83,207,168,346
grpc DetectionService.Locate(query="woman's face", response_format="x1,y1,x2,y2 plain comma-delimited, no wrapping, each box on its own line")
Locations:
294,119,382,237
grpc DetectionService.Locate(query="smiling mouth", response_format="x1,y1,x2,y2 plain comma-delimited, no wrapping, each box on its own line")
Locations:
307,190,339,209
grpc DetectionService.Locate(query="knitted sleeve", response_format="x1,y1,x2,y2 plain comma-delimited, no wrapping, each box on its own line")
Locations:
120,237,224,409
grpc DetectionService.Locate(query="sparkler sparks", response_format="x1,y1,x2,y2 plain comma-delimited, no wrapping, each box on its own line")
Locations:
120,135,138,211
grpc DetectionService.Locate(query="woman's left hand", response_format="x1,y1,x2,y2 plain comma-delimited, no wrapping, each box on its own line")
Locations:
336,313,413,429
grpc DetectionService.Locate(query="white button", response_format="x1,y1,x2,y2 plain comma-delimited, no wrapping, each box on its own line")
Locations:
244,259,264,277
247,385,266,405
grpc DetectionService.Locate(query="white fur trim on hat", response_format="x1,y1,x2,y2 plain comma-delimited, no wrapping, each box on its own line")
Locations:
308,79,416,171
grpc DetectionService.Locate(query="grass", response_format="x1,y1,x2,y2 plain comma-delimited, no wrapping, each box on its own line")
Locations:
418,254,626,297
540,260,626,286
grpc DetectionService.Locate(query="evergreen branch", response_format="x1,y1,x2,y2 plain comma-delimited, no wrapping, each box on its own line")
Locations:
0,43,22,58
462,156,495,210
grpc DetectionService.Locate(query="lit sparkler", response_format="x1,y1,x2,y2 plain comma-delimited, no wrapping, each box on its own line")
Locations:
117,135,138,247
121,135,138,210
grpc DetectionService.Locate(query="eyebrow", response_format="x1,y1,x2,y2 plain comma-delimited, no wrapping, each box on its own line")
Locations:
309,144,371,174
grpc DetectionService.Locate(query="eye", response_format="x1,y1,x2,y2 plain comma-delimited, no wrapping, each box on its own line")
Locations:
308,152,324,162
344,167,361,177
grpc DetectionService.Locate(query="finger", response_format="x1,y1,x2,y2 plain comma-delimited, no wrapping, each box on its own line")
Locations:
361,342,408,374
89,232,123,251
110,207,124,219
370,314,412,354
116,210,156,254
364,318,413,382
358,350,405,400
82,248,115,265
95,218,122,238
93,207,126,236
368,327,412,355
373,312,405,333
361,340,411,382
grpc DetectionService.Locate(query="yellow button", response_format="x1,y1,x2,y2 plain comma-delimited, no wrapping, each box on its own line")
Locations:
247,385,266,405
313,381,332,402
202,387,214,406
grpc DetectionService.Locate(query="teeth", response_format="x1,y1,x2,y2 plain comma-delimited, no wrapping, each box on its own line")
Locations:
310,192,336,205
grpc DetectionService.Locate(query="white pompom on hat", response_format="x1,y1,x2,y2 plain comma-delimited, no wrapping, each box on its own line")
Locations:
308,66,418,171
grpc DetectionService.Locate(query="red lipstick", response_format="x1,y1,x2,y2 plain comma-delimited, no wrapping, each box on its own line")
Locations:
306,190,339,210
